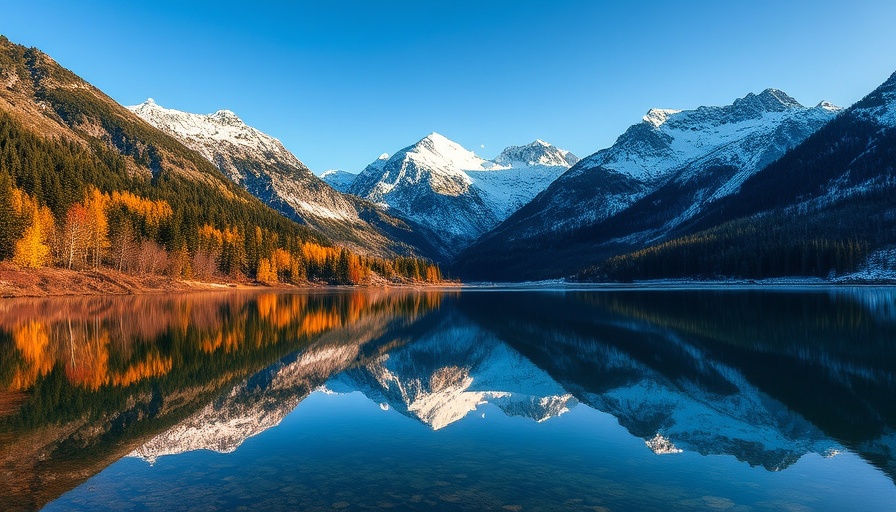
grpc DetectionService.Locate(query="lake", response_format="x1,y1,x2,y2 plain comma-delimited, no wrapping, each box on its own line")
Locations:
1,287,894,511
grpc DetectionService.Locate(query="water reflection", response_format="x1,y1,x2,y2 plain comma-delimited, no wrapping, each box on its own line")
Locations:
2,288,895,511
0,290,443,511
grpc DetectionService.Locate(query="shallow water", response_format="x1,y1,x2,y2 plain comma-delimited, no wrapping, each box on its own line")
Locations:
2,288,894,511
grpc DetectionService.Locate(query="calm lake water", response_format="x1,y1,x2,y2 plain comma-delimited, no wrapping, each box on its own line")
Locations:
1,287,895,511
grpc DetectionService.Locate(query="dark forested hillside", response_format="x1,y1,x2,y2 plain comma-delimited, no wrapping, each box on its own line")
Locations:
581,72,896,282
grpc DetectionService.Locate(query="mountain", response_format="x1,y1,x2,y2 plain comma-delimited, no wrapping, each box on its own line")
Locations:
348,133,576,259
468,139,579,220
0,36,441,284
583,71,896,282
319,169,358,193
0,36,327,273
327,310,576,430
455,90,840,281
128,99,433,259
130,342,364,464
458,292,894,473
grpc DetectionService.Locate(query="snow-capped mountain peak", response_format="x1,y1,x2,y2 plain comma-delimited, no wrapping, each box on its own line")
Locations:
406,132,489,172
209,109,243,125
643,108,682,128
128,99,289,165
349,133,578,256
128,99,369,229
571,88,837,182
733,88,803,112
494,140,580,168
816,100,842,112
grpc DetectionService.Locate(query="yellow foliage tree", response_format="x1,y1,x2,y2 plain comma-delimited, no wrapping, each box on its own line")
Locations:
109,191,173,227
257,258,277,283
12,195,54,269
84,187,110,268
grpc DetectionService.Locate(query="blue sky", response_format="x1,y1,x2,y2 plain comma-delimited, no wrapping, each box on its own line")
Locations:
4,1,896,172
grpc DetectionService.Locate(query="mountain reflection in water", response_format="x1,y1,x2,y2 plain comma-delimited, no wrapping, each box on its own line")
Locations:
1,288,894,511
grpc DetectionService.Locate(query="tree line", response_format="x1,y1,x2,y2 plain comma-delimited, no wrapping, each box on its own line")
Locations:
579,193,896,282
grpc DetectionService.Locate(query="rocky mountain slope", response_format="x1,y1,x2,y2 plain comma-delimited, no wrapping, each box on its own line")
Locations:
128,100,434,259
456,90,840,280
0,35,336,274
327,310,576,429
348,133,576,259
582,70,896,282
319,169,358,193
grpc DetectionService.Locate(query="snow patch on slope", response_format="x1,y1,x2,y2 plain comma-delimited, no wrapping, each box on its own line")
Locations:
129,99,361,224
319,169,358,193
349,134,577,250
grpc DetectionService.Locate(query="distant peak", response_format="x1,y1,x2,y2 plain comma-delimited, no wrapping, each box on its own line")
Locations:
132,98,161,111
493,139,577,168
734,88,803,112
320,169,355,177
210,109,243,124
760,88,802,106
816,100,842,112
412,132,465,153
643,108,682,128
378,153,390,161
421,132,450,144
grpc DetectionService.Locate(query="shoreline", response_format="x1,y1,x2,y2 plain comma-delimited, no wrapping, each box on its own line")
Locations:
3,264,891,300
0,264,457,299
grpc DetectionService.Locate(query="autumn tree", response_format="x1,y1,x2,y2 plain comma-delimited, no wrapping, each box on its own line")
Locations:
12,197,54,269
60,204,91,269
256,258,277,283
84,187,110,268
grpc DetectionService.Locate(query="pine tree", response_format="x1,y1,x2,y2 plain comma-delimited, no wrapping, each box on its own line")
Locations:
0,171,22,259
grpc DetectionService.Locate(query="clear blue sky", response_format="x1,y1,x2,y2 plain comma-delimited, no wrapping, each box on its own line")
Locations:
4,1,896,173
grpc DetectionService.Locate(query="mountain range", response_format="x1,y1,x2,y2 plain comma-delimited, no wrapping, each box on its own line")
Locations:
455,89,844,280
2,33,896,282
346,133,578,259
575,71,896,282
127,98,440,259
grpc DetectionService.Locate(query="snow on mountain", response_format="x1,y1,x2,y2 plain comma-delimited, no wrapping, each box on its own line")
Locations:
348,133,576,256
579,89,837,225
493,139,579,168
327,314,576,430
128,99,435,258
348,133,495,255
467,140,579,220
128,342,364,464
129,98,359,222
319,169,358,193
852,70,896,127
455,89,840,280
570,88,839,190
